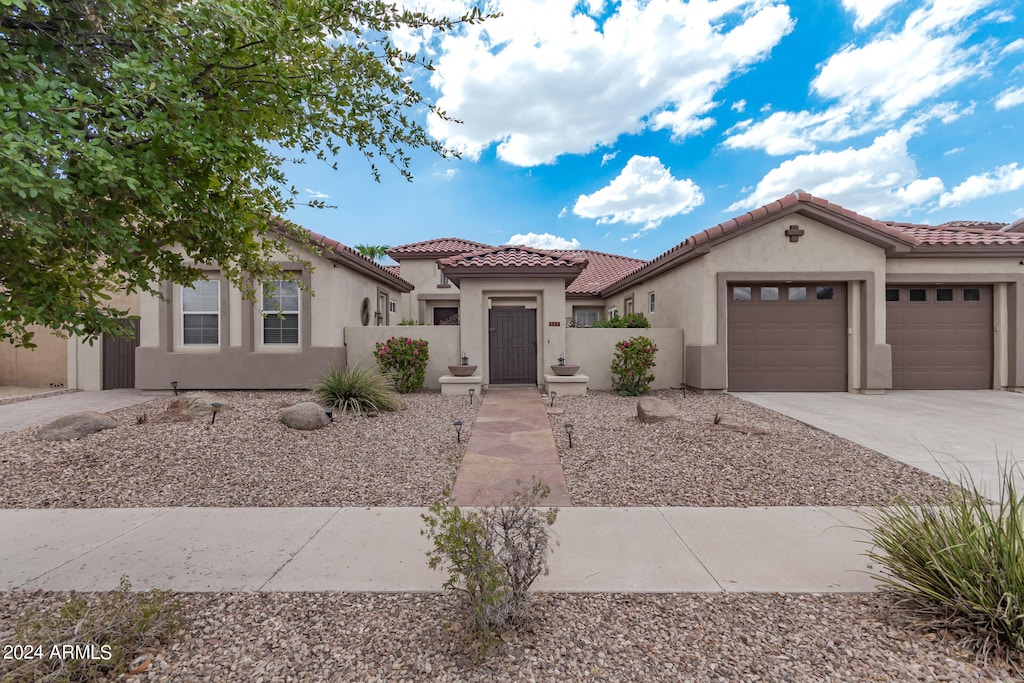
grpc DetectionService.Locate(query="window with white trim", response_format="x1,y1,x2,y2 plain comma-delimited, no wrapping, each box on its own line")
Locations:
607,306,618,319
389,299,397,314
648,291,655,313
262,279,299,345
182,280,219,345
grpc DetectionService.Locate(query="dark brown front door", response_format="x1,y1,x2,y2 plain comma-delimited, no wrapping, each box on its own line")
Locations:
887,285,992,389
728,283,848,391
489,308,537,384
102,318,140,389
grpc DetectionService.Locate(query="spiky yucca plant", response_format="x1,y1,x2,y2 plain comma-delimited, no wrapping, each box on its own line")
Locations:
861,462,1024,663
312,364,401,414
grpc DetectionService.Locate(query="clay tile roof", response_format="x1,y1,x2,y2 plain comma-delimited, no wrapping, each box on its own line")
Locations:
439,245,588,286
551,249,647,295
601,191,919,296
895,225,1024,246
387,237,494,258
382,265,401,277
941,220,1009,230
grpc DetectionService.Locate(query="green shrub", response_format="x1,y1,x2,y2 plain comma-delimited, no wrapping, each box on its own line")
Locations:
374,336,429,393
610,335,658,395
1,576,183,682
398,318,423,326
590,312,650,328
312,363,401,413
421,482,558,660
861,463,1024,660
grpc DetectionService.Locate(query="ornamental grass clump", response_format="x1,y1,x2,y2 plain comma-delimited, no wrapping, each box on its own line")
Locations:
313,364,401,413
610,335,658,395
861,462,1024,664
374,336,429,393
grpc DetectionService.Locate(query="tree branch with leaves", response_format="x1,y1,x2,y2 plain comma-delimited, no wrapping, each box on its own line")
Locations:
0,0,489,346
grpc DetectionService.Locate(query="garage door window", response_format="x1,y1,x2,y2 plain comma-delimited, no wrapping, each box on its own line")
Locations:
761,286,779,301
732,286,751,301
910,289,927,302
964,288,981,301
936,288,954,302
886,289,899,302
788,286,806,301
815,286,835,300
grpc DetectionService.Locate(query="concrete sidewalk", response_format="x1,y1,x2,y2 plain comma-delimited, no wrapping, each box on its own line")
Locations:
0,389,158,434
0,506,877,594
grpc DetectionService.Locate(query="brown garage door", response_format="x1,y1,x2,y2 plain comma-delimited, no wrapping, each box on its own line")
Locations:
728,283,847,391
887,285,992,389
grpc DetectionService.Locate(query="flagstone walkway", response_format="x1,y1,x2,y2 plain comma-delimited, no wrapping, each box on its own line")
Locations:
451,387,573,506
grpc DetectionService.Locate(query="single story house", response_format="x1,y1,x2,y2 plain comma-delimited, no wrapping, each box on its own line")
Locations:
53,190,1022,393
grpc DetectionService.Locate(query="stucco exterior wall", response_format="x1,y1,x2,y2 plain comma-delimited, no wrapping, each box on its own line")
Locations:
134,252,398,390
391,258,460,323
565,328,684,391
344,325,461,389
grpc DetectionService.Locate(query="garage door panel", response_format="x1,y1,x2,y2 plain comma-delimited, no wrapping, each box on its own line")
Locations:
728,282,847,392
887,285,992,390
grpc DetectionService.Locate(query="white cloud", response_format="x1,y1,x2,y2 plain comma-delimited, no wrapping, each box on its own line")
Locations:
434,167,459,179
840,0,901,29
944,147,965,156
1004,38,1024,54
573,155,704,230
426,0,794,166
558,206,569,218
305,189,330,199
728,127,944,217
506,231,581,250
939,163,1024,207
724,0,1000,154
600,150,620,166
731,99,746,113
995,85,1024,110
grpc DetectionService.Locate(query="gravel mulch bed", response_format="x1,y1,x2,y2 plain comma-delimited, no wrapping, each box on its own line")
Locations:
550,390,956,507
1,590,1019,682
0,391,478,508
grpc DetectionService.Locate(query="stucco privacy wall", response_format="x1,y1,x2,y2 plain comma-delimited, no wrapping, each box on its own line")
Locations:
565,328,684,391
0,325,68,387
344,326,460,389
134,249,401,389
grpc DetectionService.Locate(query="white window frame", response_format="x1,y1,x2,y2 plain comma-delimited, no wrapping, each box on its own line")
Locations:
607,306,618,319
389,299,397,314
261,279,300,346
181,280,220,346
648,291,655,313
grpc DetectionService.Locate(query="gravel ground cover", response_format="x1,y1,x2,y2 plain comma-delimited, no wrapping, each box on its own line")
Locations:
0,391,478,508
550,390,955,507
2,590,1019,682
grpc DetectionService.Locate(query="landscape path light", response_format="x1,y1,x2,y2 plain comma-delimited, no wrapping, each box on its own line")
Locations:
564,422,574,448
453,420,464,444
549,390,557,407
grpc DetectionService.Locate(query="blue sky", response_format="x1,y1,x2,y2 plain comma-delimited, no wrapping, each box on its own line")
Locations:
282,0,1024,262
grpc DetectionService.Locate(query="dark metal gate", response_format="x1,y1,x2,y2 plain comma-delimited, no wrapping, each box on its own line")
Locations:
489,308,536,384
102,319,140,389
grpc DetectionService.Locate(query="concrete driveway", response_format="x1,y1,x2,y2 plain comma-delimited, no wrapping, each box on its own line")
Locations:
736,390,1024,498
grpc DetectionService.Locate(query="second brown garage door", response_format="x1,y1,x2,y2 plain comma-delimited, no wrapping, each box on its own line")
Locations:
728,283,847,391
886,285,992,389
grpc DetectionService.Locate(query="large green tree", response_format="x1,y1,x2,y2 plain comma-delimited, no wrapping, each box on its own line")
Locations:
0,0,483,346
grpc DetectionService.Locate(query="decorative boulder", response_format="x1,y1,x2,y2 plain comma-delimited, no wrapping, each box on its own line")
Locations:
279,402,330,430
161,392,230,421
636,397,681,423
37,411,118,441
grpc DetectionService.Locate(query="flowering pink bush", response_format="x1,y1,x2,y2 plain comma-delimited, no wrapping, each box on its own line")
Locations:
610,335,657,395
374,336,429,393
